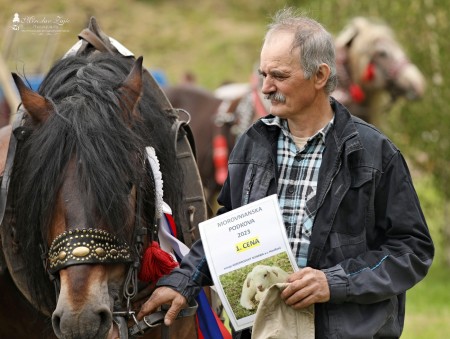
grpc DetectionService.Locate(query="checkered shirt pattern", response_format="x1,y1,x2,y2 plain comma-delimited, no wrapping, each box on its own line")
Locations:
262,116,333,267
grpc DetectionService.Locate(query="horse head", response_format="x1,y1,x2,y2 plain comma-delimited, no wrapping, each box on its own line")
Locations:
334,17,426,123
9,49,183,338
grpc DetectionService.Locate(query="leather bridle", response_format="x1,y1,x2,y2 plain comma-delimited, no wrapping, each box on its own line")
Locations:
0,17,204,339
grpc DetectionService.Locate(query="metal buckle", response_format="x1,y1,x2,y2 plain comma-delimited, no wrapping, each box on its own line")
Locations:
128,300,198,338
128,311,165,337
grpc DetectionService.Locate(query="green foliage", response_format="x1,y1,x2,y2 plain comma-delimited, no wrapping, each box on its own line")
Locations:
403,261,450,338
413,175,446,261
307,1,450,200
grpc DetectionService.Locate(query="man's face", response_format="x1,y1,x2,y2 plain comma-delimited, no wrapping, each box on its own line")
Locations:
259,30,317,119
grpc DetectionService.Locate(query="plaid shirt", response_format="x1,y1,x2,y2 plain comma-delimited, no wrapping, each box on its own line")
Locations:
262,116,333,267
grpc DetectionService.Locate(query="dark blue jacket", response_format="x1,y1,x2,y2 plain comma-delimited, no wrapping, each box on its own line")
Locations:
158,98,434,338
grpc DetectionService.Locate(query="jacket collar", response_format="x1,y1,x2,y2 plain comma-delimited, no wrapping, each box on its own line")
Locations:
328,97,362,153
253,97,362,153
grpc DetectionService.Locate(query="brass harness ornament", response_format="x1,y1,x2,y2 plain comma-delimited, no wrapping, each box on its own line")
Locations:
48,228,133,274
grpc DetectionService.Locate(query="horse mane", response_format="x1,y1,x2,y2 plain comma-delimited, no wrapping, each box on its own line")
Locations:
9,53,184,310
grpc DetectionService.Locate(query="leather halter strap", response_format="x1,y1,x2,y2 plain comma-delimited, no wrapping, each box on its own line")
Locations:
128,299,198,338
78,28,113,54
0,106,25,227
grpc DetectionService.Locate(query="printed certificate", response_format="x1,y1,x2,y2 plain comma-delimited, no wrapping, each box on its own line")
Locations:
199,194,298,331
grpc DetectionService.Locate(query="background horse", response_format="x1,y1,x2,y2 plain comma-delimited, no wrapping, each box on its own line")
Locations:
163,72,268,212
0,19,204,339
164,16,425,209
333,17,425,125
164,84,239,212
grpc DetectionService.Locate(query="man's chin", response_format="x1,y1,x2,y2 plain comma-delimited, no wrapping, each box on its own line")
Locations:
269,108,286,118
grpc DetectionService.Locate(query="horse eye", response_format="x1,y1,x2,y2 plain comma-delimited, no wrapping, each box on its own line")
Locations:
126,182,133,193
376,50,388,58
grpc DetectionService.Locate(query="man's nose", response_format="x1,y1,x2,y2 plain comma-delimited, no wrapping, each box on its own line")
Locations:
261,76,275,95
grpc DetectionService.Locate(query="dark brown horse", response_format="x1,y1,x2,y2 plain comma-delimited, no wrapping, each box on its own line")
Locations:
164,17,425,208
0,18,205,339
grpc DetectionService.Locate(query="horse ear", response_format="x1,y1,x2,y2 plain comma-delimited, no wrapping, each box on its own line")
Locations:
12,73,52,123
335,17,363,48
118,56,143,122
336,17,374,49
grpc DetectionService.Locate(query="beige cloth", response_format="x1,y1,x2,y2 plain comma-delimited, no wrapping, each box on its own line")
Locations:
252,283,315,339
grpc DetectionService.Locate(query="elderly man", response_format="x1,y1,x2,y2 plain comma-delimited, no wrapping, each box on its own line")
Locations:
138,8,434,338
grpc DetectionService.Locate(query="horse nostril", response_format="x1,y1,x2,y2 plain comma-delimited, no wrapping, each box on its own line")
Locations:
52,313,62,338
96,306,113,337
99,308,111,325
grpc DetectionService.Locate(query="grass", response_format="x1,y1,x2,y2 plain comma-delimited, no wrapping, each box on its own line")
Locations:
219,252,293,320
396,174,450,338
403,262,450,338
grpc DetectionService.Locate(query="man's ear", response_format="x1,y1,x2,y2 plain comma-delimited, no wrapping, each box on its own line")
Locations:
314,63,331,90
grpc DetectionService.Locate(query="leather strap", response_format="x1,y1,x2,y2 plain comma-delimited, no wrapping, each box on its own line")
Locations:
128,299,198,338
141,69,207,246
0,106,25,227
78,28,113,54
113,315,129,339
171,116,204,247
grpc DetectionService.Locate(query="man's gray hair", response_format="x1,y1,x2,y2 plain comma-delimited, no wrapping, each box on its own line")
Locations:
265,8,337,94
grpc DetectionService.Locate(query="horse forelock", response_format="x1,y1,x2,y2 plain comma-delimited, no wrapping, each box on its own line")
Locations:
16,55,145,232
9,53,183,309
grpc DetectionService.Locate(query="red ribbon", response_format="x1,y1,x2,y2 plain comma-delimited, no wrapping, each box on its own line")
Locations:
138,241,179,283
362,63,376,82
349,84,365,103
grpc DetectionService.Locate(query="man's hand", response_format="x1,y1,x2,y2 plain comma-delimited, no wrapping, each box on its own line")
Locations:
137,286,188,326
280,267,330,309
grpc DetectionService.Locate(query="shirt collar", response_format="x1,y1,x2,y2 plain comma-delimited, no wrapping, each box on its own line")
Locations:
262,115,334,143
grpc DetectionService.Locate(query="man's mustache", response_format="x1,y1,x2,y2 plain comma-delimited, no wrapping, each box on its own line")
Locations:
265,92,286,103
